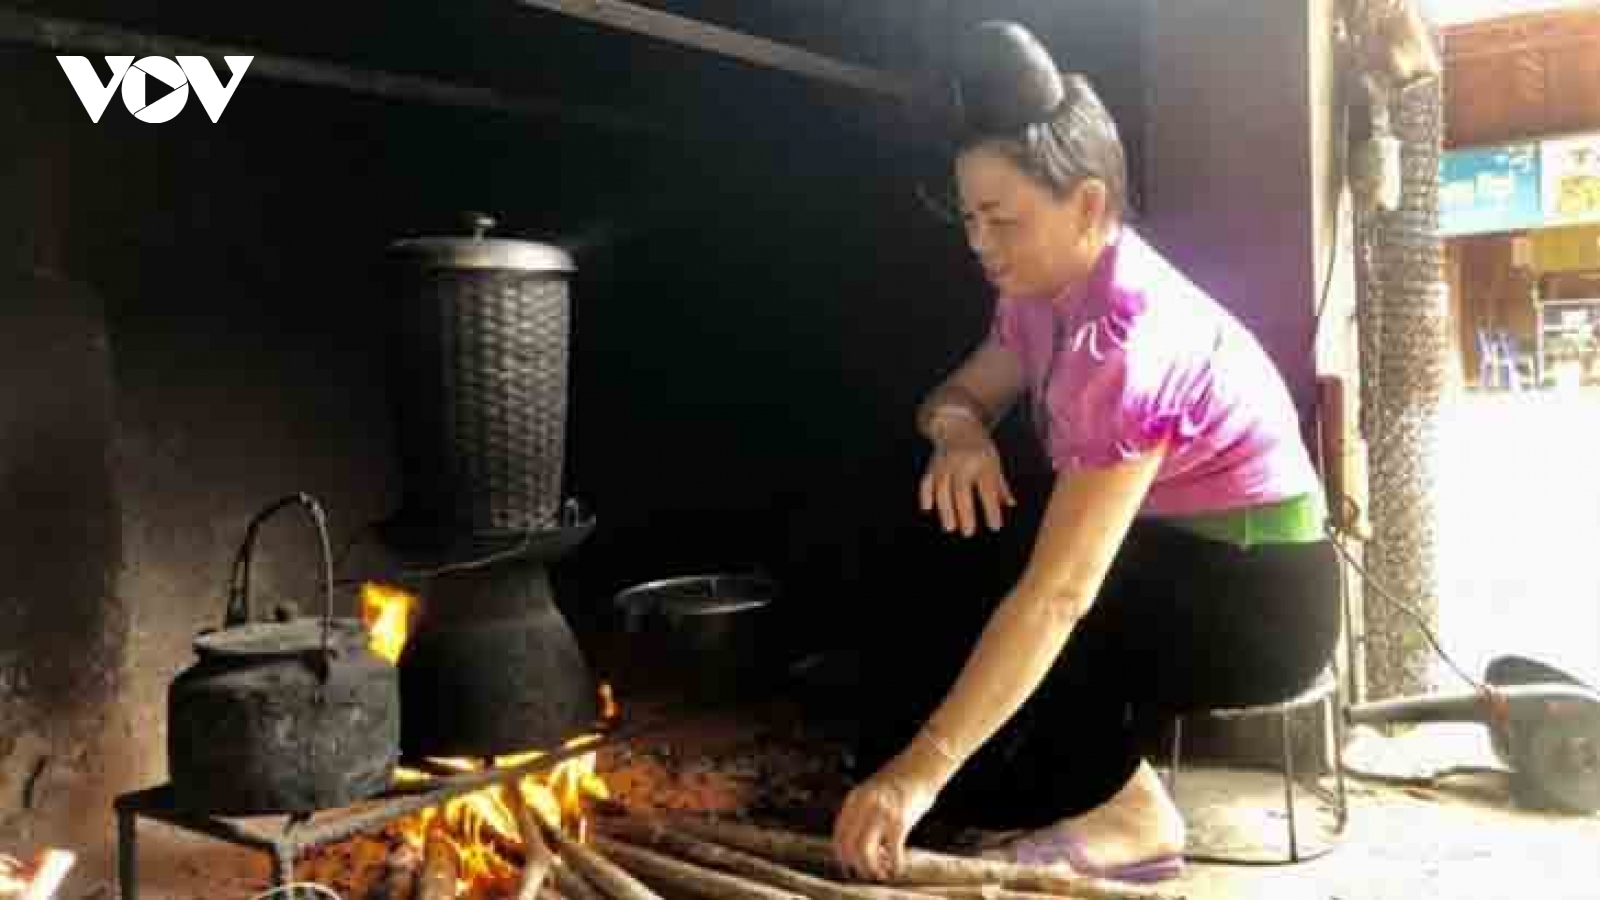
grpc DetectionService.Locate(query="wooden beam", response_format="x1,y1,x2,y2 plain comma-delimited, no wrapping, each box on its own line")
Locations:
512,0,923,103
0,6,689,140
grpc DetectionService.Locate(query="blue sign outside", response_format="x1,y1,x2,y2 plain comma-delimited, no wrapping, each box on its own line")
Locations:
1440,143,1543,236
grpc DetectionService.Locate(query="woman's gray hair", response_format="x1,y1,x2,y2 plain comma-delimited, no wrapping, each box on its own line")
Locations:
952,21,1129,223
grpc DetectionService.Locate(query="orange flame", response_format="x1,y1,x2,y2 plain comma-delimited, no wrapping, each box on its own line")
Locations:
396,734,611,894
361,582,416,665
361,582,617,896
0,850,76,900
0,857,23,896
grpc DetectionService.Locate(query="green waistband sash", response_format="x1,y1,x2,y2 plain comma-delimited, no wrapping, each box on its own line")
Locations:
1161,493,1326,549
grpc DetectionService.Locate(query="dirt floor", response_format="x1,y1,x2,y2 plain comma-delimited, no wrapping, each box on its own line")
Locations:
1171,757,1600,900
84,699,1599,900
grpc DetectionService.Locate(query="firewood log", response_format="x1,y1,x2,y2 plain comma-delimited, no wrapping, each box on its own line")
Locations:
594,837,810,900
668,817,1183,900
507,787,557,900
916,887,1080,900
551,860,609,900
545,827,665,900
418,821,460,900
361,842,421,900
17,849,75,900
602,820,938,900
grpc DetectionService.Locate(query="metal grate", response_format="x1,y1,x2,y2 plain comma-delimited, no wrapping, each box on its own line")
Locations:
114,712,673,900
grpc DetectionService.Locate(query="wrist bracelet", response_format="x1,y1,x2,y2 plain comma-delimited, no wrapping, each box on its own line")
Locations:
930,402,983,425
940,383,994,423
926,403,985,441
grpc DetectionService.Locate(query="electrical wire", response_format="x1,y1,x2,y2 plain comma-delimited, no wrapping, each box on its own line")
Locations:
1309,94,1350,360
327,499,588,590
1307,72,1490,700
1325,520,1488,694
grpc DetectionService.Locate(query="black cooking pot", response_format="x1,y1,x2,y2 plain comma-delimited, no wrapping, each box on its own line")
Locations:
167,494,401,815
613,573,784,703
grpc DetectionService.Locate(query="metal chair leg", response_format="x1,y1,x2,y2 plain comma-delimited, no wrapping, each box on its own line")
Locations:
118,807,138,900
1281,708,1300,863
1173,668,1347,867
1330,682,1349,834
1168,717,1183,796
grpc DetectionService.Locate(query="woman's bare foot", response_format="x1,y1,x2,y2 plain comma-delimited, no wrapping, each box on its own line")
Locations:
1061,760,1186,870
982,761,1186,878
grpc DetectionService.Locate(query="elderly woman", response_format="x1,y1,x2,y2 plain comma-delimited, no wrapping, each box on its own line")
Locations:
830,22,1341,885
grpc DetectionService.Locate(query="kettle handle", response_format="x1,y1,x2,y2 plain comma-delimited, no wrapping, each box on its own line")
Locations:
224,493,338,649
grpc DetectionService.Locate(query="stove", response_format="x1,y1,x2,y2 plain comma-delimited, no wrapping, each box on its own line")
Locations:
122,212,609,871
379,212,601,759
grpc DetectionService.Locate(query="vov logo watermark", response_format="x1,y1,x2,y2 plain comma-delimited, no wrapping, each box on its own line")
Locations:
56,56,253,123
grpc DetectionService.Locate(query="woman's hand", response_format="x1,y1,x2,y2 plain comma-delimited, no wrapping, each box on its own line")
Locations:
920,414,1016,536
832,760,941,882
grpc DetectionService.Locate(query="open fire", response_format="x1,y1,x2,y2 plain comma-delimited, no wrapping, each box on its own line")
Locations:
0,850,75,900
361,584,614,898
314,586,1118,900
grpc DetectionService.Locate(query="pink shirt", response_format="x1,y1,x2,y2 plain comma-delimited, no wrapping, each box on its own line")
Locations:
989,228,1321,517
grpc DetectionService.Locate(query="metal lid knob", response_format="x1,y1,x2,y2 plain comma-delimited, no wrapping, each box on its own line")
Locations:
465,212,497,240
388,213,575,273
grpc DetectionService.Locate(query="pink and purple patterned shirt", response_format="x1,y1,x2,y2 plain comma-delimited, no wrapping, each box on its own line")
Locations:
988,228,1320,517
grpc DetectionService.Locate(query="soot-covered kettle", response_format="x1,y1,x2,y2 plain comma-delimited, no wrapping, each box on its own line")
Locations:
167,494,401,814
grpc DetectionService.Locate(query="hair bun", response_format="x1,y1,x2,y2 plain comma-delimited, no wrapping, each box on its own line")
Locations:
954,21,1065,134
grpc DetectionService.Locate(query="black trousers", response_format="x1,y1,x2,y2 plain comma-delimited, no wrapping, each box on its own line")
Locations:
836,515,1343,831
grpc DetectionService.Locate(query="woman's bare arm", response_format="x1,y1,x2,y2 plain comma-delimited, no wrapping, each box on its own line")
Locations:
896,447,1166,787
915,340,1028,535
916,340,1027,438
